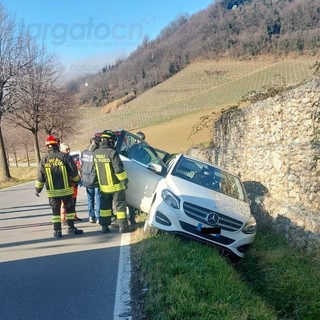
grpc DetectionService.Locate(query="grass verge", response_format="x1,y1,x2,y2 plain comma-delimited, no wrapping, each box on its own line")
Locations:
131,217,320,320
0,167,37,190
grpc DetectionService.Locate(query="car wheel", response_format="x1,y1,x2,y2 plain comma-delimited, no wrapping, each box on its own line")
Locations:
143,219,158,236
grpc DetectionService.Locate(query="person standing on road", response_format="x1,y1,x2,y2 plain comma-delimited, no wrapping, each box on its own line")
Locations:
93,130,133,234
60,142,82,222
111,131,146,229
35,135,83,239
80,133,101,224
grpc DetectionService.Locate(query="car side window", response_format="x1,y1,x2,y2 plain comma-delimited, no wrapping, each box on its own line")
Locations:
119,132,163,167
127,144,151,165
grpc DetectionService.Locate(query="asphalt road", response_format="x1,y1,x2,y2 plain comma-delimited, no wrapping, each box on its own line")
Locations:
0,182,132,320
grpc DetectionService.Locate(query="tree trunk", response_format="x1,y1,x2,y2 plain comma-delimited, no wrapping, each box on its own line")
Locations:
13,150,18,167
33,131,41,165
0,124,11,180
5,147,10,167
26,147,30,167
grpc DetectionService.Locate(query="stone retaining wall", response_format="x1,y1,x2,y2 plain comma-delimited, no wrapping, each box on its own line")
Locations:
188,78,320,254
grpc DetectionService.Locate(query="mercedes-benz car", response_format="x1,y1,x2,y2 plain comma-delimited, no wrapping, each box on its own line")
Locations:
114,130,256,258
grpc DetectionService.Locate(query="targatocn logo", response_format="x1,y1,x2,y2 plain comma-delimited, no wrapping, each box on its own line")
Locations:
22,17,146,47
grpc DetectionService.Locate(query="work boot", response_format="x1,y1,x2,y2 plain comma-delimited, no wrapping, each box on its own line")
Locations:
119,225,136,233
118,218,135,233
111,219,119,228
128,206,136,226
53,230,62,239
99,216,111,228
102,226,110,233
67,226,83,235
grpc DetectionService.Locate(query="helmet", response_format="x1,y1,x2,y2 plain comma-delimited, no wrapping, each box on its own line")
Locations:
45,135,59,147
90,132,101,144
100,130,117,147
94,131,102,144
136,131,145,140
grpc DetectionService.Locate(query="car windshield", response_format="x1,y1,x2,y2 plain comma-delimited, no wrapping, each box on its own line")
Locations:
172,156,246,201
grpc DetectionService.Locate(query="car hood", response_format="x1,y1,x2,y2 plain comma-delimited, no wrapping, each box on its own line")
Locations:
163,175,252,221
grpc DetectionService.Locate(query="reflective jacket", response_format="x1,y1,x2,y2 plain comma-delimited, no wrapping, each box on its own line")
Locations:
35,147,80,198
93,144,128,193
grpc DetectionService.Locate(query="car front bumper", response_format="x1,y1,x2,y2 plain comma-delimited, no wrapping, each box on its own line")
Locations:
148,200,256,258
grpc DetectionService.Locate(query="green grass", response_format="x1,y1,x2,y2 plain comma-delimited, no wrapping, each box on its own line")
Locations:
237,227,320,320
131,219,320,320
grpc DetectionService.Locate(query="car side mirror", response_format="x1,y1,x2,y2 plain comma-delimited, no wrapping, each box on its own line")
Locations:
148,163,163,174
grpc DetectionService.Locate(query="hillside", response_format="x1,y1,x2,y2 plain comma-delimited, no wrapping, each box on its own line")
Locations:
70,0,320,110
76,57,318,152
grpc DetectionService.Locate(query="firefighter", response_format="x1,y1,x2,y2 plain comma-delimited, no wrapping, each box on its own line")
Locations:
35,135,84,239
93,130,133,233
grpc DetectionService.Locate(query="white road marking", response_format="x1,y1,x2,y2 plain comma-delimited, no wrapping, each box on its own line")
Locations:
113,232,132,320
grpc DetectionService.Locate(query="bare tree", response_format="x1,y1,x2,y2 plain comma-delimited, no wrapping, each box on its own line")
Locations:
2,122,32,167
0,3,37,180
5,43,67,164
41,87,79,141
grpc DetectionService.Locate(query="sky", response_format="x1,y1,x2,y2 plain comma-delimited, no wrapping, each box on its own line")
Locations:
3,0,214,79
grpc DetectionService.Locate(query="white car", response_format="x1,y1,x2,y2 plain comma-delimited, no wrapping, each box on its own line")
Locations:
114,130,256,258
69,150,81,168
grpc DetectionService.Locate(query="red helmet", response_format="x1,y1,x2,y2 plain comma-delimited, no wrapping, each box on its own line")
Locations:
45,135,59,147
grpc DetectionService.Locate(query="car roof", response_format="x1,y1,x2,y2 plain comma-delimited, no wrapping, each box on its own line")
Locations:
69,150,81,156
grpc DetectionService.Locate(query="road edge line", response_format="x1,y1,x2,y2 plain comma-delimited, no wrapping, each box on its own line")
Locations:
113,232,132,320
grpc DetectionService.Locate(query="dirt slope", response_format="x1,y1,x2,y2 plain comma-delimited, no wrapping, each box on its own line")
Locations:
134,107,218,153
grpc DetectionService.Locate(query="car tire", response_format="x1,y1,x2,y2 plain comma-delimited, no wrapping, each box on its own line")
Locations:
143,219,158,236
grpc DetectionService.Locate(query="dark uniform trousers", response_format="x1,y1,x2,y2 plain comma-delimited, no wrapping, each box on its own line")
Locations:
50,195,76,231
100,189,126,227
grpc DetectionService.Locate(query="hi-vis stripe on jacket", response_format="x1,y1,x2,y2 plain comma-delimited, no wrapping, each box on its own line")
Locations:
93,145,128,193
35,148,80,198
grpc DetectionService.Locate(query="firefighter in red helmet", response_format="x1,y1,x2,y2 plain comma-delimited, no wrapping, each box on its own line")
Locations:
35,135,83,239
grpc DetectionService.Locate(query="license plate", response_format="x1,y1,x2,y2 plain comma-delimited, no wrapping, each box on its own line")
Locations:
196,223,221,235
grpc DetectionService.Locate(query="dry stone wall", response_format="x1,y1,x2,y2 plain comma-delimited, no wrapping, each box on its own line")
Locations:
189,78,320,254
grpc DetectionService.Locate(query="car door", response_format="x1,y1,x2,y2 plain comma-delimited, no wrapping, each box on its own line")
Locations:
117,131,166,213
